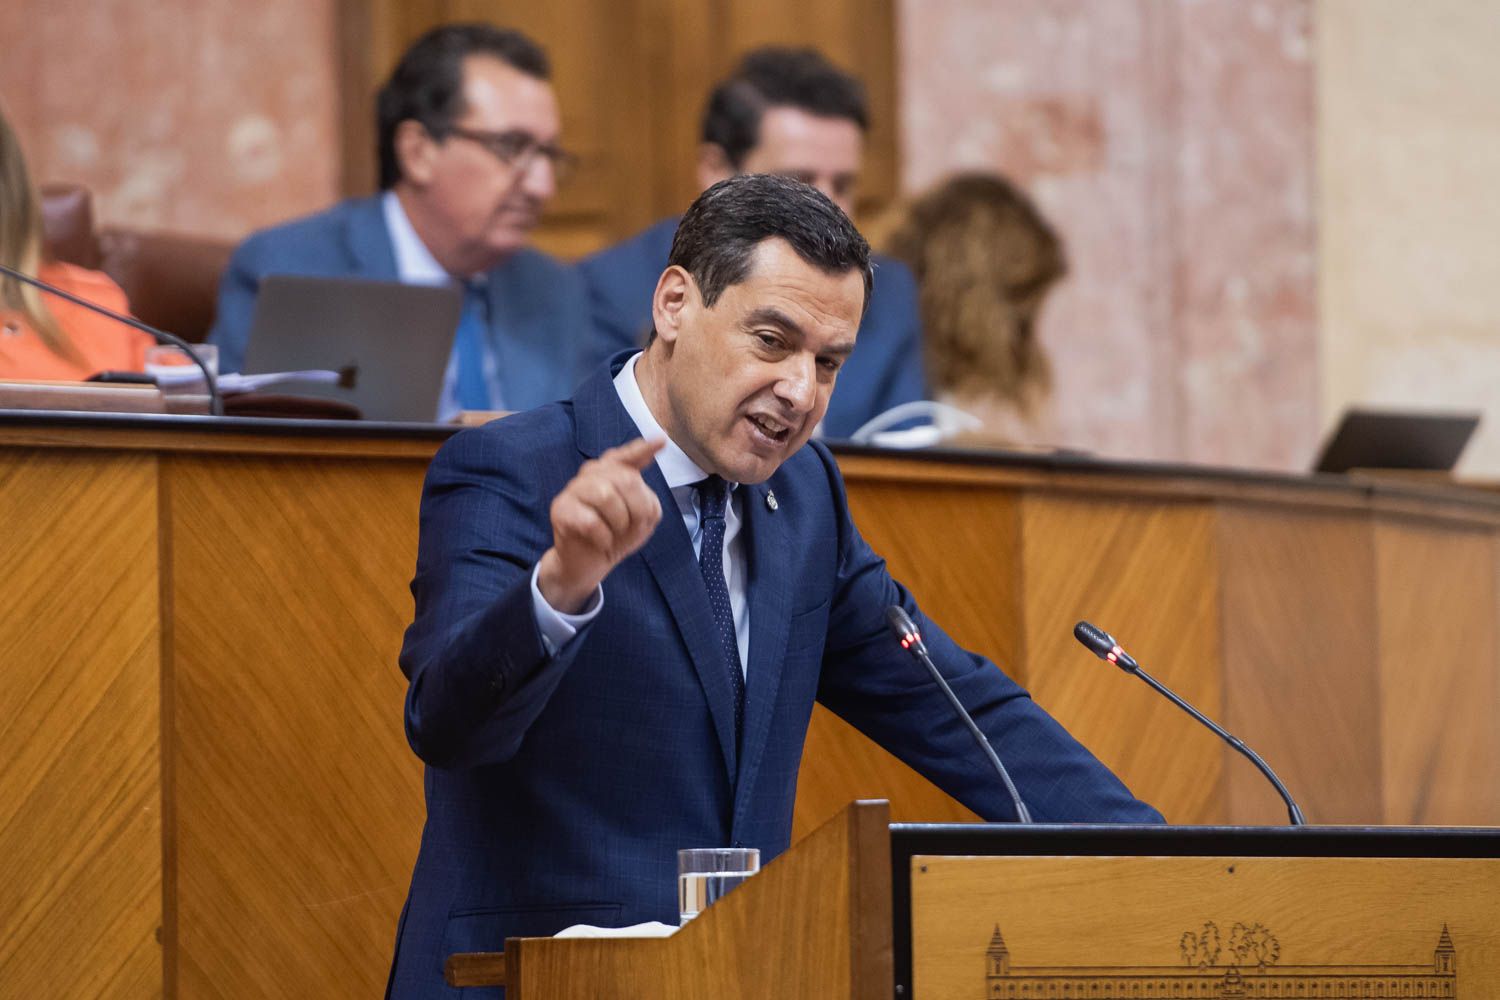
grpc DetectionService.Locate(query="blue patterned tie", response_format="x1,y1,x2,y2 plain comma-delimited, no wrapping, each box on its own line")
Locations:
695,475,744,744
451,280,491,410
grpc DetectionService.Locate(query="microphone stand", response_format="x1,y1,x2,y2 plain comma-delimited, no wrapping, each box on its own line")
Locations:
887,605,1033,823
1074,620,1306,825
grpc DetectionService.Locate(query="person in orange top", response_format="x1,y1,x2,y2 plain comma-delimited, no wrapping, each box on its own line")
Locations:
0,106,152,380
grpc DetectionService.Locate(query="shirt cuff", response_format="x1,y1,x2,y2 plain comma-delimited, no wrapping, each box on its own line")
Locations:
530,564,604,656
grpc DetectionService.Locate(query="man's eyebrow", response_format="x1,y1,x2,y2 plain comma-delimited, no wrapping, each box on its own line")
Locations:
743,307,804,335
744,307,856,356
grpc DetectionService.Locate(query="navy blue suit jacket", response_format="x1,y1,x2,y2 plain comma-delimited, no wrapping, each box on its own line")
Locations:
207,196,590,411
388,354,1161,997
576,217,928,438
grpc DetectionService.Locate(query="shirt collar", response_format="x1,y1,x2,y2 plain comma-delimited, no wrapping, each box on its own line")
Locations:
613,352,737,494
382,190,476,287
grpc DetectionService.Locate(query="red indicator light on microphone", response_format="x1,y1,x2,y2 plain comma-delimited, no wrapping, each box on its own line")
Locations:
1106,650,1118,664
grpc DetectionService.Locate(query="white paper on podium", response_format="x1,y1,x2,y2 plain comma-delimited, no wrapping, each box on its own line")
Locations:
553,921,678,938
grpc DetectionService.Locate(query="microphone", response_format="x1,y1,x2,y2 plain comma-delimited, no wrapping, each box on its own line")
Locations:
885,605,1032,823
0,261,223,415
1073,621,1306,825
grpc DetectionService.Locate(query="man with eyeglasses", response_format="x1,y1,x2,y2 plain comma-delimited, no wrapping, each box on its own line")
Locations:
208,24,588,417
578,47,928,438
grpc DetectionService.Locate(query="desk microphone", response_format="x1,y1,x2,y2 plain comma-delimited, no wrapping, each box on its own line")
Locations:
1073,621,1307,825
0,261,223,415
885,605,1032,823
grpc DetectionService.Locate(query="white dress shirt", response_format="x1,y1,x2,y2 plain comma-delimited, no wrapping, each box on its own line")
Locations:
530,352,750,673
381,191,503,418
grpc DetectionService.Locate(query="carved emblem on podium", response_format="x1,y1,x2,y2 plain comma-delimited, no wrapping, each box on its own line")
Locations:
982,922,1457,998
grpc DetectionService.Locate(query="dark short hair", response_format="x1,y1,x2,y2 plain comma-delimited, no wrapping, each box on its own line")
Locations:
700,47,869,169
376,23,550,189
668,174,872,317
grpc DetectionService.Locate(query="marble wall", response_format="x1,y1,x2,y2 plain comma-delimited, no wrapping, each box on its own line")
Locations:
899,0,1319,470
0,0,341,241
1318,0,1500,477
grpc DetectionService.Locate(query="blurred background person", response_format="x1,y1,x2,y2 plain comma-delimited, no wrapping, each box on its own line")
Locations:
0,105,150,381
578,46,926,439
881,172,1067,447
207,23,589,417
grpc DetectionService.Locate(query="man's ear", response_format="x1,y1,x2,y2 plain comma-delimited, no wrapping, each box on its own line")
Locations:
393,119,438,186
650,265,696,346
695,143,734,192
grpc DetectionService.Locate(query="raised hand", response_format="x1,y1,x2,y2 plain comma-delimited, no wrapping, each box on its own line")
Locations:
536,436,666,613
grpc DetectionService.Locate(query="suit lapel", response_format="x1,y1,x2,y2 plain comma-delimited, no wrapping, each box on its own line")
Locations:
573,359,740,782
732,478,792,819
344,196,400,279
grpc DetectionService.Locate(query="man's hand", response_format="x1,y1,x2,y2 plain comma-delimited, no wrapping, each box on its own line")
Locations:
537,436,666,613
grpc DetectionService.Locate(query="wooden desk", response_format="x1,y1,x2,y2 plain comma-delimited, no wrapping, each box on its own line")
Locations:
3,412,1497,997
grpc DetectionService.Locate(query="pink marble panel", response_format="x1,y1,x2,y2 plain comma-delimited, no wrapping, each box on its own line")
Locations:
0,0,341,241
898,0,1318,471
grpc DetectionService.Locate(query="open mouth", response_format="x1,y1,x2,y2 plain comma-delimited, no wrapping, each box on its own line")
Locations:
746,413,792,446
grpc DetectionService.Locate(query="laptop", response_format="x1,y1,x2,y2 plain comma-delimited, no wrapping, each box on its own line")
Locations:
1313,408,1480,473
241,275,463,422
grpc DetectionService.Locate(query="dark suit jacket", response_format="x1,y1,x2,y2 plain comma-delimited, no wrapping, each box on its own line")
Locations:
576,217,928,438
388,354,1161,998
207,196,590,411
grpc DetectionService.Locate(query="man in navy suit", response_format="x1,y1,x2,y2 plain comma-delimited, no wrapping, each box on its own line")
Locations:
208,24,589,416
577,47,926,439
388,174,1161,998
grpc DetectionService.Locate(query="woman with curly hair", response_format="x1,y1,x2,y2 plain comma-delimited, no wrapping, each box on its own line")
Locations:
881,172,1066,445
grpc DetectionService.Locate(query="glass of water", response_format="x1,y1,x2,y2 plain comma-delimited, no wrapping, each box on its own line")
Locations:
677,846,760,925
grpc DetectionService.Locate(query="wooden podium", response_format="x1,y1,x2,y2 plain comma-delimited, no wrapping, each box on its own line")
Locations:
446,800,894,998
449,801,1500,998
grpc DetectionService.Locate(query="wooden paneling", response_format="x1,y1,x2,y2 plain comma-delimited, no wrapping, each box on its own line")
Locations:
1018,494,1223,824
499,801,892,999
339,0,900,256
1217,506,1380,824
167,454,428,997
1375,519,1500,824
847,481,1023,669
912,854,1500,1000
0,450,162,996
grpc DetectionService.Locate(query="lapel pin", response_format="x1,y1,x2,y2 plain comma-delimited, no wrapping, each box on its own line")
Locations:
765,490,778,511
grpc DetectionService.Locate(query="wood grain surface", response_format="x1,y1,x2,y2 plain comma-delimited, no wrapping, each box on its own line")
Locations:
500,800,892,999
1019,493,1223,823
166,454,428,997
1375,520,1500,824
911,854,1500,1000
1217,506,1380,824
0,450,162,996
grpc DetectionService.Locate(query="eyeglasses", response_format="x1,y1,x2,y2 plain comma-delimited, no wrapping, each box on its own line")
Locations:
442,126,580,182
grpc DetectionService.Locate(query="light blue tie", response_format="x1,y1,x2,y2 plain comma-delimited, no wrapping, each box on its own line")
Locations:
695,475,744,746
451,281,491,411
